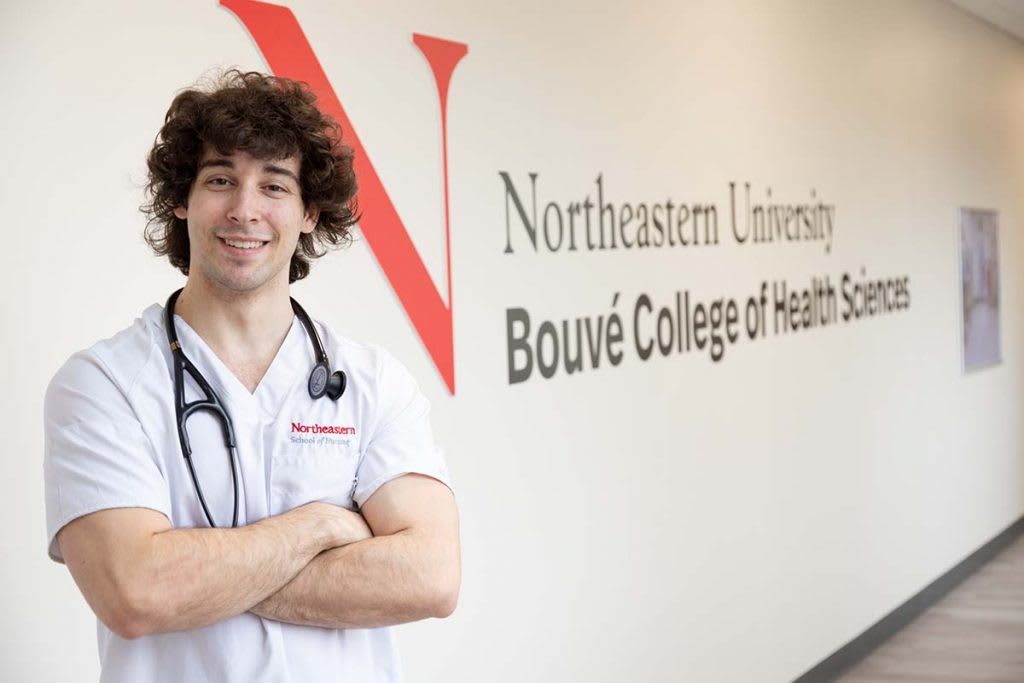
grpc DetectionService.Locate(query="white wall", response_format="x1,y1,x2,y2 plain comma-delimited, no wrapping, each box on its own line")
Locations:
2,1,1023,681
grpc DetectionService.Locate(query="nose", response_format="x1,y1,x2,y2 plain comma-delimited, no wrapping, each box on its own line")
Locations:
226,184,262,225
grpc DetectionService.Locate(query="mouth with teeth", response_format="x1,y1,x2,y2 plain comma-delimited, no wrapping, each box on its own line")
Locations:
220,237,269,251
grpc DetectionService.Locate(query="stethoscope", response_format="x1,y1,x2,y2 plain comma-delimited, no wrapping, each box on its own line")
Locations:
164,288,347,528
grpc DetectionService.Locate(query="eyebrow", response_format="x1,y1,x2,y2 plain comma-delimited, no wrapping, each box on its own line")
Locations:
197,157,300,185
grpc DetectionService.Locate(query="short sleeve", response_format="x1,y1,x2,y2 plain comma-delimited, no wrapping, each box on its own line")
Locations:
43,352,172,563
352,350,452,507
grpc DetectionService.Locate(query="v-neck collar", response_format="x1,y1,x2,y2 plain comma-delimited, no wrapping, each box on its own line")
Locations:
167,309,306,420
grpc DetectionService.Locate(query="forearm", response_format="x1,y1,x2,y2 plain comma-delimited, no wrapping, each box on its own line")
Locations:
251,529,458,629
124,514,325,636
59,502,368,640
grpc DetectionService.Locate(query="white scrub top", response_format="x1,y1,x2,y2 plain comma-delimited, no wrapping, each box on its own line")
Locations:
43,303,452,683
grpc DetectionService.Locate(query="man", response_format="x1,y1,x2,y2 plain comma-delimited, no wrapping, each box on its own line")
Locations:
43,70,460,682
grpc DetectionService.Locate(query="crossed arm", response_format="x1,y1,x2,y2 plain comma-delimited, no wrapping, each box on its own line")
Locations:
250,474,459,628
57,474,460,639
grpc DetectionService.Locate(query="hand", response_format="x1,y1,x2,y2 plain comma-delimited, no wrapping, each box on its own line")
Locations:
289,502,373,553
323,504,373,549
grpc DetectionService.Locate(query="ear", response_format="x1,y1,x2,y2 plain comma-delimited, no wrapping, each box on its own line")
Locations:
173,205,187,221
302,205,320,234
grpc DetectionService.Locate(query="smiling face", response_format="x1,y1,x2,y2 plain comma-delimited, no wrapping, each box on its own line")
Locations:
173,147,318,296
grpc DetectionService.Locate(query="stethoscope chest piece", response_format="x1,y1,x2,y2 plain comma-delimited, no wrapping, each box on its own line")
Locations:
309,362,329,398
308,362,347,400
327,367,346,399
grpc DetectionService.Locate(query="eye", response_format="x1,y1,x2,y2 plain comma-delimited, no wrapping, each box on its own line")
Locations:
266,184,289,193
206,177,232,187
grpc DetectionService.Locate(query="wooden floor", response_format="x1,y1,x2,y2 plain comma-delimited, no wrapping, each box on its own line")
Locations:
836,532,1024,682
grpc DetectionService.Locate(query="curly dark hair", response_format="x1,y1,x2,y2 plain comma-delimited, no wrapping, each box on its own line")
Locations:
142,70,359,283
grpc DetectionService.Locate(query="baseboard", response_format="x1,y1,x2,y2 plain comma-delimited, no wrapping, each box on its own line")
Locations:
792,514,1024,682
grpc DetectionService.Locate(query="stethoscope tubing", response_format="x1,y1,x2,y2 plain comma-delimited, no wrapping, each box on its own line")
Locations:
163,288,344,528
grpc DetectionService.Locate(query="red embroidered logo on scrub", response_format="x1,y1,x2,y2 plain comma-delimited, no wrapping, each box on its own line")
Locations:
291,422,357,435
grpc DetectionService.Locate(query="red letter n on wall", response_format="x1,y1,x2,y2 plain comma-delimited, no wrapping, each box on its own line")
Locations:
222,0,467,394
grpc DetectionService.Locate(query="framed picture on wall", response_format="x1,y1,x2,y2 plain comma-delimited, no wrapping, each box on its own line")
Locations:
959,208,1001,372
